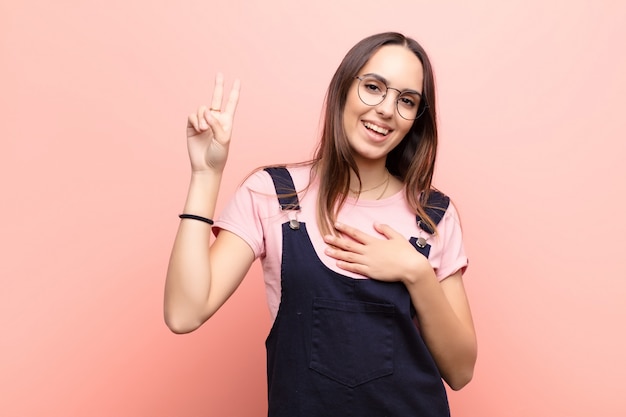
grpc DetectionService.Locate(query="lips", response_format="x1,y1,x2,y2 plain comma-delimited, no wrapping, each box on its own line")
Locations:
362,121,391,136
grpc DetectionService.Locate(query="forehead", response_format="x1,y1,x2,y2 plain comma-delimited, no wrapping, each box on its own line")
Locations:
359,45,424,90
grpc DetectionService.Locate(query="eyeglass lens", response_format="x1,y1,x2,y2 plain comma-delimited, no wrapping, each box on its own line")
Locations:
357,76,425,120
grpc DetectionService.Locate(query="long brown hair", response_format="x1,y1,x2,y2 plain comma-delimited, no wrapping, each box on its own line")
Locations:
311,32,440,236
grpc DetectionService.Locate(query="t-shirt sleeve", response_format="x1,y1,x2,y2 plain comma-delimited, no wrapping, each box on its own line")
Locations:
212,170,272,259
433,201,468,280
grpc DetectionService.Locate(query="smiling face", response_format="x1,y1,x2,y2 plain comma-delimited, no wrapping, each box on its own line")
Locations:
342,45,424,168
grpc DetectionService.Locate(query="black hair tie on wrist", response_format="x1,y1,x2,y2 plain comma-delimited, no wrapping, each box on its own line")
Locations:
178,214,214,225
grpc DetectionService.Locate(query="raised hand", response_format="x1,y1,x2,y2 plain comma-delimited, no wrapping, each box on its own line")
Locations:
186,73,241,172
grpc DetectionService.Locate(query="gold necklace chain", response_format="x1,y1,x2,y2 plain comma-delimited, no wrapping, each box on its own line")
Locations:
375,174,390,200
349,171,390,196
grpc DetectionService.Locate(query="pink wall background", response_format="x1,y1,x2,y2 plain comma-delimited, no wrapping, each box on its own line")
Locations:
2,0,625,415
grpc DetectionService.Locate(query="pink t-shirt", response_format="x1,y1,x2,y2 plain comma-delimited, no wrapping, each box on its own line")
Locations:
214,165,468,320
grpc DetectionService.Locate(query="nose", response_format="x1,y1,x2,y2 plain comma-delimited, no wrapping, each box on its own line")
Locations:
375,92,396,118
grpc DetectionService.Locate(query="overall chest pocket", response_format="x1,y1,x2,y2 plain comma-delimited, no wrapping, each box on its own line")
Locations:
309,297,395,388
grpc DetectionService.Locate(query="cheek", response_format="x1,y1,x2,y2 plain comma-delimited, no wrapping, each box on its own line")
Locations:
343,100,362,130
396,121,413,139
342,109,351,133
344,87,365,118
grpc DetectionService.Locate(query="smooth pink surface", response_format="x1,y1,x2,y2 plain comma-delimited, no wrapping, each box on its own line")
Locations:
2,1,625,416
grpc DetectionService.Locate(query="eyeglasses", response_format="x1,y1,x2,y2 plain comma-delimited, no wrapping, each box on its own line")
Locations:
355,75,428,120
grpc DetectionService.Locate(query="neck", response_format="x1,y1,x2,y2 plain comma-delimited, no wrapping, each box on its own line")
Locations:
349,166,390,195
349,157,389,187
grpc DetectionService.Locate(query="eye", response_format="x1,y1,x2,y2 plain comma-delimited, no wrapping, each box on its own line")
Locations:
398,95,417,108
361,77,386,95
364,82,383,94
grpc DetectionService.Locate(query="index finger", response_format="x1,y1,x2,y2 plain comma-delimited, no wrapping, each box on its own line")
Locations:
334,222,372,243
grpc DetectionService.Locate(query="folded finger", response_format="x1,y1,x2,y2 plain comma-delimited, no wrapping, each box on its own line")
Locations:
197,105,209,129
205,110,226,141
187,113,200,132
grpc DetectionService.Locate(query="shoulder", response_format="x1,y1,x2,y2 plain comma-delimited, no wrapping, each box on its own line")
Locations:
418,188,464,238
436,194,464,238
234,164,316,204
239,168,273,188
258,163,315,191
235,167,286,199
426,189,450,206
439,191,461,226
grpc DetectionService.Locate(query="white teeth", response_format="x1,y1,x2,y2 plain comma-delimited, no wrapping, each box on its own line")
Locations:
363,122,389,136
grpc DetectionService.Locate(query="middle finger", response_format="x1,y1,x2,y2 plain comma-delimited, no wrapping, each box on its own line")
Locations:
210,73,224,112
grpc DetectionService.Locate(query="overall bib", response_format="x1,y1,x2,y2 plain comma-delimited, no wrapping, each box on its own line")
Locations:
264,167,451,417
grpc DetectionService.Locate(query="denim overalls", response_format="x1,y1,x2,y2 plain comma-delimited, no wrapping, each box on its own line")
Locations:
264,167,451,417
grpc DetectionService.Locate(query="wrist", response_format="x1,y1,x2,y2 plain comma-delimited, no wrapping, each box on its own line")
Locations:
182,170,223,218
190,168,223,180
402,260,437,287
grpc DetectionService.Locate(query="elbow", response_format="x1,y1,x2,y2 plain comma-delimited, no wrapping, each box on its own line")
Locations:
445,338,477,391
164,316,195,334
163,295,214,334
163,310,206,334
446,368,474,391
165,320,195,335
443,348,477,391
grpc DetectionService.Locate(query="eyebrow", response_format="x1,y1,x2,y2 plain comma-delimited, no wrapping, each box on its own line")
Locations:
362,72,422,96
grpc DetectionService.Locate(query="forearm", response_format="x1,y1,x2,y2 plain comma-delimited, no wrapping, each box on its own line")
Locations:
404,270,477,390
164,170,222,333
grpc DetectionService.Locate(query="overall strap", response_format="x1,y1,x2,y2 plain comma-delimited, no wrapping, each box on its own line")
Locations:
264,167,301,230
417,190,450,233
264,167,301,210
410,190,452,319
410,190,450,258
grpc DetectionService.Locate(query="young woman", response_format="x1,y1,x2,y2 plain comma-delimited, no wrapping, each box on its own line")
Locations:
165,32,477,416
